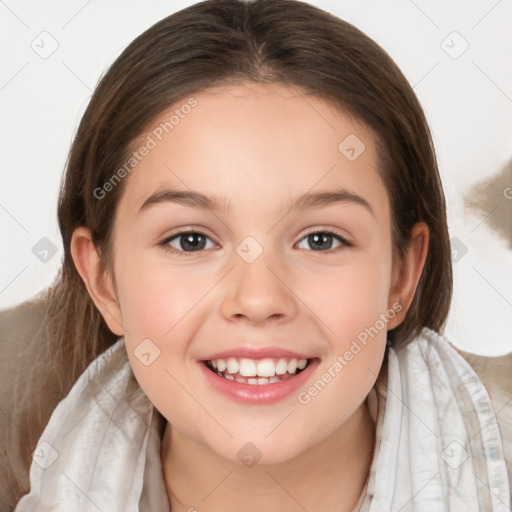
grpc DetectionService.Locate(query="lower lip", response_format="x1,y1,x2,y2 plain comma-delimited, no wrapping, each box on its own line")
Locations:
197,359,320,405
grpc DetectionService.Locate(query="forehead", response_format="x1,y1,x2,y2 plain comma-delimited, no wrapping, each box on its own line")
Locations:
118,81,386,219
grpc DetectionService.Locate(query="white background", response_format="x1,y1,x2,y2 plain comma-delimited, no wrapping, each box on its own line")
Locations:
1,0,511,355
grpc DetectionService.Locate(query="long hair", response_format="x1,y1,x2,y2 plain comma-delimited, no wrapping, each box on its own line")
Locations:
2,0,452,506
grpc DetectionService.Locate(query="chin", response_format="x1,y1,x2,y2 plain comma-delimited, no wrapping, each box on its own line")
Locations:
213,433,312,468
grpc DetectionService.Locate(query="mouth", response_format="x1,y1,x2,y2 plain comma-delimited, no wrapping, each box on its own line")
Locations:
201,356,313,385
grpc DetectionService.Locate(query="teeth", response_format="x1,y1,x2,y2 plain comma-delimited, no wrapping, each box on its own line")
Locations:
257,359,277,377
215,371,300,386
226,357,239,374
207,356,309,379
287,359,298,374
275,359,288,375
239,359,257,377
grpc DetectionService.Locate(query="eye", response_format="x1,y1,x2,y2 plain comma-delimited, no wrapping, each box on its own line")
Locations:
296,229,352,252
160,230,216,256
159,228,352,257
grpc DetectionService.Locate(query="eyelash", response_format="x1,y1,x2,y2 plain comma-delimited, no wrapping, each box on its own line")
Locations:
158,228,353,257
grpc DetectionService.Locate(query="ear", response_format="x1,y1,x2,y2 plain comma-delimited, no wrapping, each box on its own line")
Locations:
387,222,429,330
70,226,124,336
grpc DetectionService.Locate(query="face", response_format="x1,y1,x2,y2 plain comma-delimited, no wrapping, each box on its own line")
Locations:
105,82,398,464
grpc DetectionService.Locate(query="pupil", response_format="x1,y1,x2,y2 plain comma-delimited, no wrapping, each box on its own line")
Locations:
181,233,205,251
309,233,332,251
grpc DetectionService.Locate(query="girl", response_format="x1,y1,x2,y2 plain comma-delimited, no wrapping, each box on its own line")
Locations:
2,0,509,510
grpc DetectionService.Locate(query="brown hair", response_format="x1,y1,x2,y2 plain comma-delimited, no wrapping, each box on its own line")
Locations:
3,0,452,506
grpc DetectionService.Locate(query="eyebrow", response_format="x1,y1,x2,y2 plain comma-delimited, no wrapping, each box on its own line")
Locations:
138,187,375,217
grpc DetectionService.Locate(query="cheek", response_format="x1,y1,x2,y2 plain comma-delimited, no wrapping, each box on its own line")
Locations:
296,253,391,433
305,249,393,340
115,250,208,338
117,259,210,430
125,347,207,442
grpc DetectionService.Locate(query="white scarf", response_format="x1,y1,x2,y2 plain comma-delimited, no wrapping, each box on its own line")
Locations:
15,328,510,511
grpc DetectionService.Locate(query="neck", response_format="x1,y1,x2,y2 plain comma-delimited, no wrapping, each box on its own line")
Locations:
161,399,376,512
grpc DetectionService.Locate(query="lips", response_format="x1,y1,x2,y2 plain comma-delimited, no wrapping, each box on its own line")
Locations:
197,347,320,404
198,358,320,404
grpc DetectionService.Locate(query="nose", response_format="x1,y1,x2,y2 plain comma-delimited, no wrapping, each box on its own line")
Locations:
219,251,298,326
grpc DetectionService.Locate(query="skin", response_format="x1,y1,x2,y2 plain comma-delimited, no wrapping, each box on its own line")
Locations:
71,81,428,511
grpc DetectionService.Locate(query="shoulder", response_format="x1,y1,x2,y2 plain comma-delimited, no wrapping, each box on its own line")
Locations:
388,329,511,502
0,298,49,407
412,329,511,493
454,346,512,488
0,299,50,511
0,297,50,389
412,330,511,464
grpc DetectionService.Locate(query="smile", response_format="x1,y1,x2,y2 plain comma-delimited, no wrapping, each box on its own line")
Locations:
198,356,320,404
204,356,309,385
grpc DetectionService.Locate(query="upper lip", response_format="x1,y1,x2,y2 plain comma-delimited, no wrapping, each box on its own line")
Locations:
200,346,315,361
